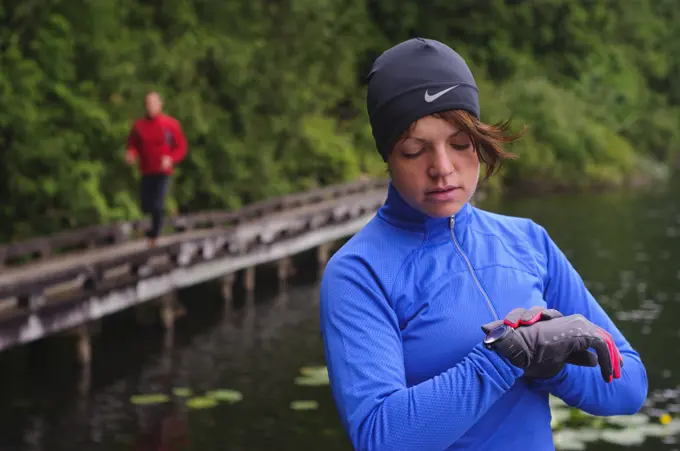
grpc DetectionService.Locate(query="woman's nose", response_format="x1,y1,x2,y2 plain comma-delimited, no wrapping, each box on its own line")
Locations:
428,147,454,178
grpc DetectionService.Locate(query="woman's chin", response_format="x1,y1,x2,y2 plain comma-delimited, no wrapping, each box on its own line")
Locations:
420,199,466,218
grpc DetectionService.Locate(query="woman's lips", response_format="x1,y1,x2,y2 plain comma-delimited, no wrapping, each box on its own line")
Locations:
425,186,461,202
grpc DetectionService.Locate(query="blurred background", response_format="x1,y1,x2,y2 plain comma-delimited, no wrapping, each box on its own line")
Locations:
1,0,680,450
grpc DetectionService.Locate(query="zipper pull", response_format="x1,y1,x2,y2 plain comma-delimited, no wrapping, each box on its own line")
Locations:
448,215,455,230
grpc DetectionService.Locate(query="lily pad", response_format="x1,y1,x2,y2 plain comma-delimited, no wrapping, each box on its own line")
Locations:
299,366,328,377
667,418,680,433
606,413,650,427
554,441,586,451
172,387,192,397
576,428,602,442
662,418,680,433
640,424,671,437
591,417,608,429
186,396,219,410
130,393,170,405
290,400,319,411
295,376,330,386
551,408,572,429
206,389,243,404
600,428,646,446
294,366,330,386
553,429,587,450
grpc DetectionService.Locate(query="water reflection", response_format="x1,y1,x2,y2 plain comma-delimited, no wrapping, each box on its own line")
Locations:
129,328,190,451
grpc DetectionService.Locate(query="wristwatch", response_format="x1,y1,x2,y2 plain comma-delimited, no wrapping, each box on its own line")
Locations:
483,324,513,350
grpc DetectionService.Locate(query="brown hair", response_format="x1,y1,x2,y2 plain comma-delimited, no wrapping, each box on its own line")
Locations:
396,110,526,180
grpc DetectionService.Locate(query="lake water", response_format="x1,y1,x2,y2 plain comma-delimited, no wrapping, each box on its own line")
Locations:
0,179,679,451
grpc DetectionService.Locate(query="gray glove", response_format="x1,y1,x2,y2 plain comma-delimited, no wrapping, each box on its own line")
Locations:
482,306,623,382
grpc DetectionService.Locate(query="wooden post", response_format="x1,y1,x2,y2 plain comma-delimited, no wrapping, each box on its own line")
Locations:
220,273,236,305
160,292,177,331
244,267,256,308
317,243,331,278
277,257,292,292
78,361,91,395
76,325,91,367
244,267,255,295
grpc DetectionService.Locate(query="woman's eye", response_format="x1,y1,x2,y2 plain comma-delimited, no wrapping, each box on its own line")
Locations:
451,142,471,151
403,149,424,158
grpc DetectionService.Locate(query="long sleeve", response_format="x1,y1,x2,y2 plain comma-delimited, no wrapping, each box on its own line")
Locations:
169,119,188,163
529,223,648,415
319,253,524,451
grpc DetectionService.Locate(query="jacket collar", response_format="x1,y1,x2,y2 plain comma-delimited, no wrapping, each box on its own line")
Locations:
377,181,473,246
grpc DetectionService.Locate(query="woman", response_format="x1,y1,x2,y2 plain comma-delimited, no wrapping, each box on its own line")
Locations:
319,38,648,451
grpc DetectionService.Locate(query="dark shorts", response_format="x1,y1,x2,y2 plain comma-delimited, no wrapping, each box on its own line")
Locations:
140,174,169,214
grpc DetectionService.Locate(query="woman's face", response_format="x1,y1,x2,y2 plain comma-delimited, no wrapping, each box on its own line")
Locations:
388,114,480,218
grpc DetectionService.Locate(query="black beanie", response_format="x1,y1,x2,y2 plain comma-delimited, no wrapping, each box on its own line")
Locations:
366,37,480,161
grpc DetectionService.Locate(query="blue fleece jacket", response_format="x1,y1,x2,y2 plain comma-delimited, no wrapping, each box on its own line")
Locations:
319,182,648,451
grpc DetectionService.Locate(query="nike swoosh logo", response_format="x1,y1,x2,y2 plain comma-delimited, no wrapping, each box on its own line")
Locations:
424,85,460,103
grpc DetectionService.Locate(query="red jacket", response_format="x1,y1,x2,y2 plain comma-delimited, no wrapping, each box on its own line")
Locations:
126,114,188,175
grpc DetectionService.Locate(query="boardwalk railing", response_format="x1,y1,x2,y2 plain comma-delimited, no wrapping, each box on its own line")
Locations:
0,178,389,356
0,178,388,268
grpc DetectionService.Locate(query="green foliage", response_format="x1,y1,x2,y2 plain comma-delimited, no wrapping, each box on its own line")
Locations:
1,0,679,241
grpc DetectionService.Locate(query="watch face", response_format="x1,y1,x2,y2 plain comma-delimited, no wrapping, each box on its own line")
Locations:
484,325,509,345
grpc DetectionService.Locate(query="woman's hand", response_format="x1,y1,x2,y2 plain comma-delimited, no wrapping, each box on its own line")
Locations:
482,306,623,383
482,306,598,379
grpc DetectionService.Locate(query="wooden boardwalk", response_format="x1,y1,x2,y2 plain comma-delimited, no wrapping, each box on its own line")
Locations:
0,178,388,361
0,229,217,288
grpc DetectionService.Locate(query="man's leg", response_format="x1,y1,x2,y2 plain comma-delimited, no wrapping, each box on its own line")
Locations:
140,174,169,247
140,175,154,216
148,174,170,247
140,175,155,245
150,209,163,241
